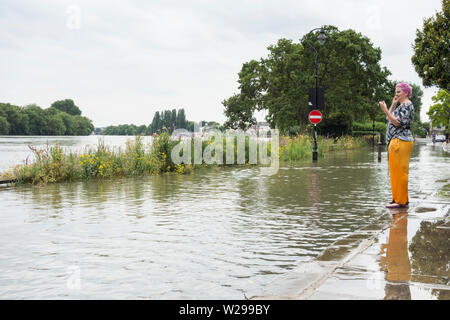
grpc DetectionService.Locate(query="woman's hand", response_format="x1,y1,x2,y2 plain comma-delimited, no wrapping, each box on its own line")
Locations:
391,96,399,107
379,101,388,112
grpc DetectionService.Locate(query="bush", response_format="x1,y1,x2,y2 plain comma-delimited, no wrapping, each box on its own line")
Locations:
352,122,386,144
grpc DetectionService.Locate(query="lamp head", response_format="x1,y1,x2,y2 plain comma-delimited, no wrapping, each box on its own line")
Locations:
317,28,327,45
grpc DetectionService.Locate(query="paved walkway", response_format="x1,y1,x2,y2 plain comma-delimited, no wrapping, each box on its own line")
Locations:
253,190,449,300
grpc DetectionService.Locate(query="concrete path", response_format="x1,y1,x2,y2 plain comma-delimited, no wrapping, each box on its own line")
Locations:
253,192,449,300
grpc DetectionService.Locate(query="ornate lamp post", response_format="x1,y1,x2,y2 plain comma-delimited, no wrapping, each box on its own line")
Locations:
306,27,327,161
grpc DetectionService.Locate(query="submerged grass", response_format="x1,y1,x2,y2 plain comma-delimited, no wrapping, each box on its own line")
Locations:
279,134,366,162
1,132,367,185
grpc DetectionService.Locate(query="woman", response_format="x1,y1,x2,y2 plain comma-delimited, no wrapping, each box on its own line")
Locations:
379,83,415,208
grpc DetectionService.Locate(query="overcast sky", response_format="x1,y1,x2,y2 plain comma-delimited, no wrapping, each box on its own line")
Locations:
0,0,443,127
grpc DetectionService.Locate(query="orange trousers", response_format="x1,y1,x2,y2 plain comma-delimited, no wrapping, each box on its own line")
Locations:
388,138,414,205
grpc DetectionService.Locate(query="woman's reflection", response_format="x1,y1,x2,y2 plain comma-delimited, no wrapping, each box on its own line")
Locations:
380,209,412,300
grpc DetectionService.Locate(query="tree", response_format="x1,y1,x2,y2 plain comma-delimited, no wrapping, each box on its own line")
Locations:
412,0,450,90
45,114,66,135
60,112,77,135
223,93,257,130
137,124,147,135
171,109,177,130
0,101,93,136
0,103,30,135
163,110,172,131
74,115,94,135
427,89,450,131
0,116,9,134
23,104,47,135
408,82,424,122
51,99,82,116
410,219,450,300
150,111,161,134
176,109,187,129
223,26,392,134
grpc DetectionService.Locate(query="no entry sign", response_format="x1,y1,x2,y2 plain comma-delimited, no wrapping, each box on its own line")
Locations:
308,110,322,125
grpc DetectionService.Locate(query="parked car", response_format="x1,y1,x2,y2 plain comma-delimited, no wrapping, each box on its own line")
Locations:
435,135,446,142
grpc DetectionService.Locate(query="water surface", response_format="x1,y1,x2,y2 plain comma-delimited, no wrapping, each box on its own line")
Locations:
0,137,448,299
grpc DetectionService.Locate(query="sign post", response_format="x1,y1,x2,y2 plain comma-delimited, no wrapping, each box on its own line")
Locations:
309,110,323,161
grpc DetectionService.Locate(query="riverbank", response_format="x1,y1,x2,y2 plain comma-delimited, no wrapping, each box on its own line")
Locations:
252,182,450,300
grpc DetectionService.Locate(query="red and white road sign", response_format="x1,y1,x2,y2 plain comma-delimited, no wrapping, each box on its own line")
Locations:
308,110,322,125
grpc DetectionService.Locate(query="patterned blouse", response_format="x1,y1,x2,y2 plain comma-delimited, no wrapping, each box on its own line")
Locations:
386,101,415,146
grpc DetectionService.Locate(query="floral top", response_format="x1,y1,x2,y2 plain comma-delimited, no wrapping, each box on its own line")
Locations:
386,101,414,146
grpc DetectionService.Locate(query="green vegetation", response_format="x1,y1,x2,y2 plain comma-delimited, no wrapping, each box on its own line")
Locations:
2,130,367,185
102,124,151,136
437,183,450,198
351,121,387,144
222,25,426,141
410,218,450,300
2,132,184,185
412,0,449,90
279,135,366,161
103,108,193,135
223,25,395,135
0,100,94,136
101,108,224,136
427,89,450,134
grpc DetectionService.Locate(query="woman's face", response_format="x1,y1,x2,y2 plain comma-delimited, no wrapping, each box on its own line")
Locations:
395,86,408,101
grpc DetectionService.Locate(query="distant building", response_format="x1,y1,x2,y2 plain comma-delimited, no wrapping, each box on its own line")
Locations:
430,124,446,135
94,127,105,135
247,122,270,135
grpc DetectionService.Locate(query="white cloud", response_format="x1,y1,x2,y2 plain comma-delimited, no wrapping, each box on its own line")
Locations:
0,0,443,126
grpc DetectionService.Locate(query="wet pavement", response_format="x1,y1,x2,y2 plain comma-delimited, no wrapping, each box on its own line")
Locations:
253,189,450,300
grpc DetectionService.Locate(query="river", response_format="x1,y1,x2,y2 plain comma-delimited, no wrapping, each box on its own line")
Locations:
0,136,448,299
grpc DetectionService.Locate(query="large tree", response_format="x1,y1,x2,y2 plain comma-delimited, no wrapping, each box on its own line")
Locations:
223,26,392,134
411,0,450,90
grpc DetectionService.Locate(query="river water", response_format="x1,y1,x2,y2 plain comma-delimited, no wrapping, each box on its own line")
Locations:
0,136,448,299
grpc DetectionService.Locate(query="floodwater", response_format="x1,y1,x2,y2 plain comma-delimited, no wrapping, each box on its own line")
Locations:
0,136,448,299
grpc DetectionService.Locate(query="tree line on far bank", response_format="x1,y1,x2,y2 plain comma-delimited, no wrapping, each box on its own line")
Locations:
102,108,223,135
0,99,94,136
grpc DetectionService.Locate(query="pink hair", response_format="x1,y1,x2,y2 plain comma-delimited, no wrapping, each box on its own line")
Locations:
396,82,412,98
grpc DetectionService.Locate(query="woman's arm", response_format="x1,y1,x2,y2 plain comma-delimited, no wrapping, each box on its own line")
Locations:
380,101,400,126
386,102,397,121
386,97,398,121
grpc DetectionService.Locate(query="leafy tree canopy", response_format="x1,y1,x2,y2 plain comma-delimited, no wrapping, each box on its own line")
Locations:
0,100,93,136
412,0,450,90
51,99,82,116
223,25,392,135
427,89,450,131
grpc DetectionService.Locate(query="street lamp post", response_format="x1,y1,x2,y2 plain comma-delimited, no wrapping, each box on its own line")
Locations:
306,27,327,161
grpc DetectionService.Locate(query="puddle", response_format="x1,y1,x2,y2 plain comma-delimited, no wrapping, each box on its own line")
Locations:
415,207,438,213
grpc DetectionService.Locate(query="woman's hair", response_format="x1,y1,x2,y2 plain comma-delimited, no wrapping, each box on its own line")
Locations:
396,82,412,98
